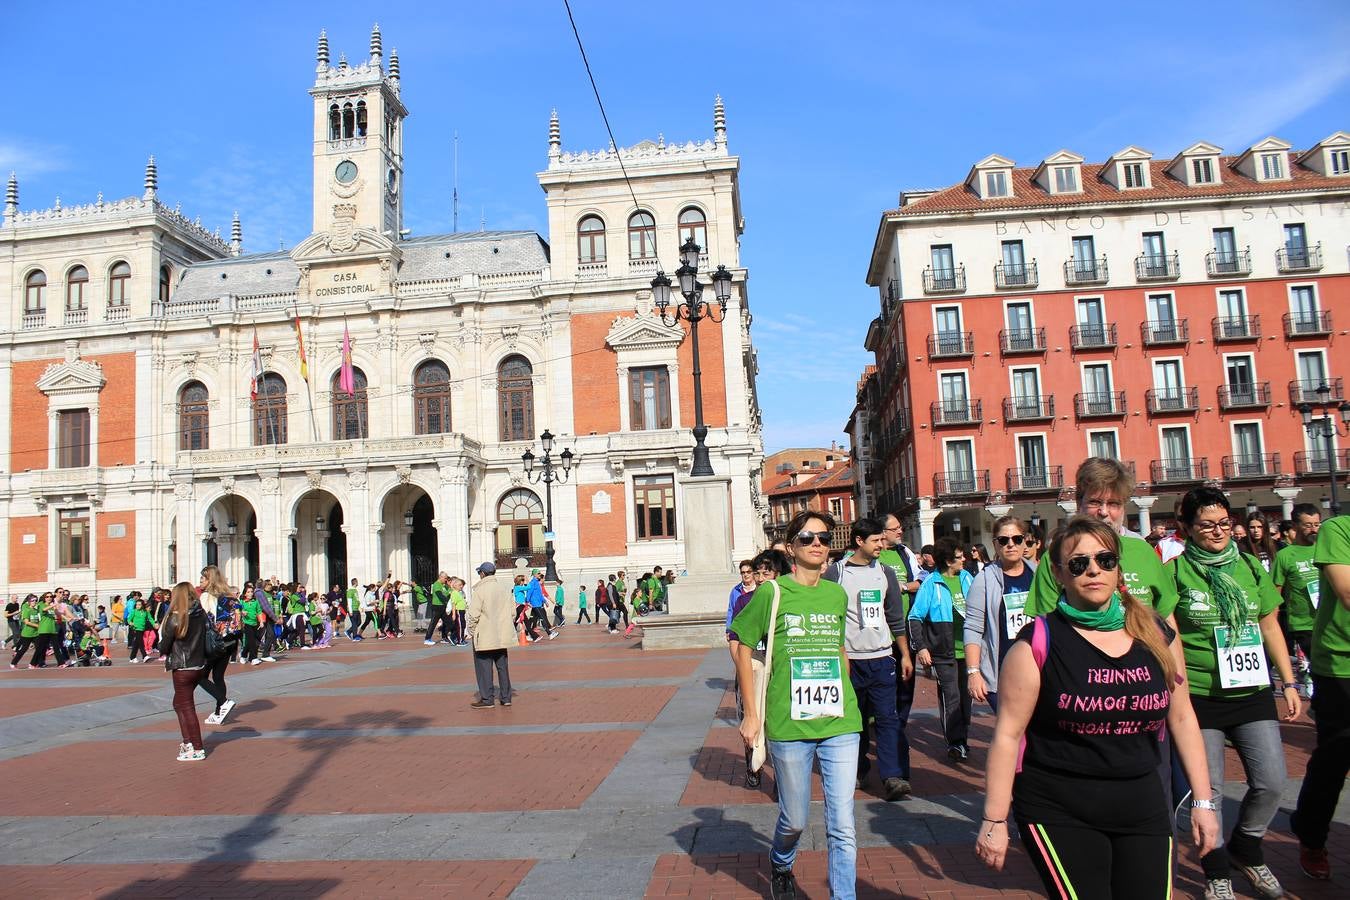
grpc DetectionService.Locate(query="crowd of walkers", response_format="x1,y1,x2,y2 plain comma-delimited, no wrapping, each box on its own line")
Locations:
728,457,1348,900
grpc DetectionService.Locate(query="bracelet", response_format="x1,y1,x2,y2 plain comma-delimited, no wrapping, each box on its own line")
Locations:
1281,684,1298,691
1191,798,1218,811
981,817,1007,824
967,667,980,675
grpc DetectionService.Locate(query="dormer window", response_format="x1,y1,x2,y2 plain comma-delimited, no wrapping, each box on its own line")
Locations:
1054,166,1078,192
985,171,1008,198
1333,149,1350,175
1168,142,1224,187
1294,131,1350,177
1036,151,1085,194
1261,152,1285,180
1193,158,1215,184
967,155,1016,200
1122,163,1145,188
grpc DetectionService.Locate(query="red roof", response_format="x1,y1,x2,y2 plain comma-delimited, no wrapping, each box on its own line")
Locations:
765,463,855,497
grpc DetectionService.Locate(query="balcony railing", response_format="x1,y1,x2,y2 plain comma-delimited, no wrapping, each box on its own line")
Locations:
1146,386,1199,414
1289,378,1345,405
1006,465,1064,493
22,311,46,330
1276,243,1322,273
64,308,88,326
1141,319,1189,346
105,304,130,322
931,399,983,426
923,265,967,294
1294,449,1350,476
934,470,991,497
1150,458,1209,484
994,261,1039,290
1222,454,1281,480
576,260,608,279
1135,252,1180,280
1206,248,1252,277
1217,382,1271,410
1211,315,1261,342
1002,395,1055,422
1064,256,1109,285
1283,310,1332,338
927,331,974,358
999,326,1046,354
1070,322,1117,350
1075,391,1126,417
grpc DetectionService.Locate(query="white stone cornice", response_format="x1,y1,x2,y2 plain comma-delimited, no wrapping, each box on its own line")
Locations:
605,312,685,352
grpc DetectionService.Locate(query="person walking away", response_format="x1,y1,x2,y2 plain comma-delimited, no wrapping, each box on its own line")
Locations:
425,572,453,645
876,514,922,793
825,516,912,801
466,563,516,707
596,579,617,632
1273,503,1321,697
552,579,566,628
197,565,238,725
158,582,210,761
526,572,555,641
3,596,18,650
975,516,1219,897
732,510,862,900
908,538,974,761
965,516,1037,714
256,586,278,660
9,595,41,668
577,584,591,624
1289,510,1350,880
1160,487,1301,899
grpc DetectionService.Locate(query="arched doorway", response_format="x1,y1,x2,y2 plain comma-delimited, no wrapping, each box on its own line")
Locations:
326,502,347,588
496,488,544,570
409,494,437,586
293,490,345,592
203,496,259,589
380,484,436,587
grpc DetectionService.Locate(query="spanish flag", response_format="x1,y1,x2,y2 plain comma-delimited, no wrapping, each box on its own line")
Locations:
294,315,309,382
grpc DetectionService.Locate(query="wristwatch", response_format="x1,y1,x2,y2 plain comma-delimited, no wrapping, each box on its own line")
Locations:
1191,797,1218,811
966,667,979,675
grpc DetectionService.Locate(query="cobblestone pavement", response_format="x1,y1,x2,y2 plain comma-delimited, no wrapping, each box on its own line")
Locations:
0,625,1344,898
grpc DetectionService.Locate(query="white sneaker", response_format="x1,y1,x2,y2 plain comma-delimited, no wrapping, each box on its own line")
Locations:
204,712,222,725
423,640,435,646
216,699,236,724
250,659,261,666
548,631,558,640
176,744,196,761
261,656,277,663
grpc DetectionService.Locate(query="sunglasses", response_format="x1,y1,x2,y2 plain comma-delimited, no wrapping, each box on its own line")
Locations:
794,530,831,546
1064,552,1120,577
995,534,1025,547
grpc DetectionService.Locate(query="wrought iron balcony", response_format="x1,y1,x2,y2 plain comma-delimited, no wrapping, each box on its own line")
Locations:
927,331,974,358
1006,465,1064,493
934,470,991,497
1289,378,1345,405
1283,310,1332,338
1222,454,1281,480
897,476,917,505
1141,319,1189,346
931,399,983,427
1064,256,1109,285
1075,391,1126,418
1206,249,1251,277
923,265,967,294
1150,458,1209,484
1211,314,1260,342
1217,382,1271,410
1276,243,1322,273
999,327,1046,354
1135,252,1180,280
994,261,1039,290
1070,322,1117,350
1294,449,1350,475
1002,395,1055,422
1146,386,1199,414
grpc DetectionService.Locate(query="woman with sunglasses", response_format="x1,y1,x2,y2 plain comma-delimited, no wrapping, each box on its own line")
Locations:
977,516,1218,898
965,516,1036,713
1160,486,1299,900
907,537,975,761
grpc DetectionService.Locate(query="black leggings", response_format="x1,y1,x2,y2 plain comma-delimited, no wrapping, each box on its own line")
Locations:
128,628,146,660
242,624,261,662
1019,820,1172,899
196,654,229,714
10,635,34,666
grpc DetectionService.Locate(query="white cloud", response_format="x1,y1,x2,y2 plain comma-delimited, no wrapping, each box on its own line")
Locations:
0,141,68,176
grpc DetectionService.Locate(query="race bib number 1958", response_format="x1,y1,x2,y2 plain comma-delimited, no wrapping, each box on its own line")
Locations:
1214,624,1268,690
790,656,844,719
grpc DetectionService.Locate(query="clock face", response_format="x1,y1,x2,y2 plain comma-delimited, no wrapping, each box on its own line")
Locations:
335,160,358,184
386,167,398,195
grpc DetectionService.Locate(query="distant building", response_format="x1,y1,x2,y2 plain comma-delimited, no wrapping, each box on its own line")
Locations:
762,447,855,549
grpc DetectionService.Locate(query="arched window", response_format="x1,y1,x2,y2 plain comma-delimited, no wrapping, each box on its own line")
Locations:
577,215,606,264
159,265,171,304
628,211,657,260
496,488,544,562
497,355,534,442
356,101,368,137
108,262,130,306
66,266,88,311
178,381,209,451
678,207,708,252
24,270,46,312
341,102,355,139
414,360,452,435
329,104,341,141
252,373,287,446
331,367,369,440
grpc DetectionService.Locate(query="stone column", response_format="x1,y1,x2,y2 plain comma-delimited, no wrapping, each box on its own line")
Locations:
256,471,285,580
1132,495,1158,534
437,464,471,585
916,501,940,547
345,466,372,584
1274,487,1302,520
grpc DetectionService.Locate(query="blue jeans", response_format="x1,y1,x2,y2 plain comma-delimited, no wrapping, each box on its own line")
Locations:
768,731,860,900
850,655,901,780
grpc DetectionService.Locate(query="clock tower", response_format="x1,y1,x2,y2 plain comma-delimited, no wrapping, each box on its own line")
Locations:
308,24,407,244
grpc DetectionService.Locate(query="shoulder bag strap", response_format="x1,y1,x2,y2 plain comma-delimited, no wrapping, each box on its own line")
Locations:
758,580,782,710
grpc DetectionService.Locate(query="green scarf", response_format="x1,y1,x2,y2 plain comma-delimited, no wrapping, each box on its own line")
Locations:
1182,540,1248,646
1057,592,1125,631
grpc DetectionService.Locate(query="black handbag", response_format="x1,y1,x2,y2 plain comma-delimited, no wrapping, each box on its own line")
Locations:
204,622,226,658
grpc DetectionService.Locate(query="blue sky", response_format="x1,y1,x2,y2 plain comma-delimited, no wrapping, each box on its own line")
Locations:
6,1,1350,456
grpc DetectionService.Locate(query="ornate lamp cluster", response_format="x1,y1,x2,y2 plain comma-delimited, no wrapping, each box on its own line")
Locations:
521,429,575,583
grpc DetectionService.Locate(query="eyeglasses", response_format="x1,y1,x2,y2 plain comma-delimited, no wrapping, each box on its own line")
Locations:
995,534,1026,547
1083,498,1125,512
1064,552,1120,576
1191,519,1233,534
794,530,831,547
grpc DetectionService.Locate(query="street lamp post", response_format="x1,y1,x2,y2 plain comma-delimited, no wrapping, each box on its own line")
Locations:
1298,383,1350,515
522,429,575,583
651,239,733,477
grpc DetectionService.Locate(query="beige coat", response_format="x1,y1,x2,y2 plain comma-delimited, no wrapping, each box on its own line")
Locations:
466,573,516,651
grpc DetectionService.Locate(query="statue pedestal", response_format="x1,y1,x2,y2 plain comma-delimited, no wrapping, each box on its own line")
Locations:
648,476,736,649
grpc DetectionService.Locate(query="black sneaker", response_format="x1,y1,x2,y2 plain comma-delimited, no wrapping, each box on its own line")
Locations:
883,776,912,801
947,745,963,763
469,699,495,710
746,769,761,788
770,867,797,900
958,745,970,761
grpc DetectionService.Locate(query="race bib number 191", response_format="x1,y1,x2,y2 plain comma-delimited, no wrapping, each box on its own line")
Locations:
790,656,844,719
1214,624,1268,690
858,589,884,629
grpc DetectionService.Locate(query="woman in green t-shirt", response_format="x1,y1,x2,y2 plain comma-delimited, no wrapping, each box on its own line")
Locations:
9,594,42,668
1160,487,1300,900
127,598,153,663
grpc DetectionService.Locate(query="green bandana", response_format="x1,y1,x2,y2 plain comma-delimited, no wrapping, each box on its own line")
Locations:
1182,539,1247,645
1057,592,1126,631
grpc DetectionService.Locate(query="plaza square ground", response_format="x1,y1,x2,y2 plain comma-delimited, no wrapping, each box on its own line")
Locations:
1,625,1345,898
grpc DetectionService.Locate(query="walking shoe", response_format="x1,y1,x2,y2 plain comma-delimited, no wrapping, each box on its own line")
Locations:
947,745,963,763
770,866,797,900
250,659,261,666
204,711,222,725
746,769,761,789
958,745,970,761
1299,845,1330,880
883,777,912,801
1203,877,1236,900
261,656,277,662
182,748,207,761
1235,863,1284,898
423,640,436,646
469,699,495,710
176,744,196,761
216,699,236,724
499,699,512,707
548,630,558,640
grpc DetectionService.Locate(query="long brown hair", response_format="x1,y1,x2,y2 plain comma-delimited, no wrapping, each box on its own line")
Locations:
1049,516,1176,686
169,581,198,639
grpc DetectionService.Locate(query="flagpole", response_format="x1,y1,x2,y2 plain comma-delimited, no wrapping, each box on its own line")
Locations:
293,301,320,443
